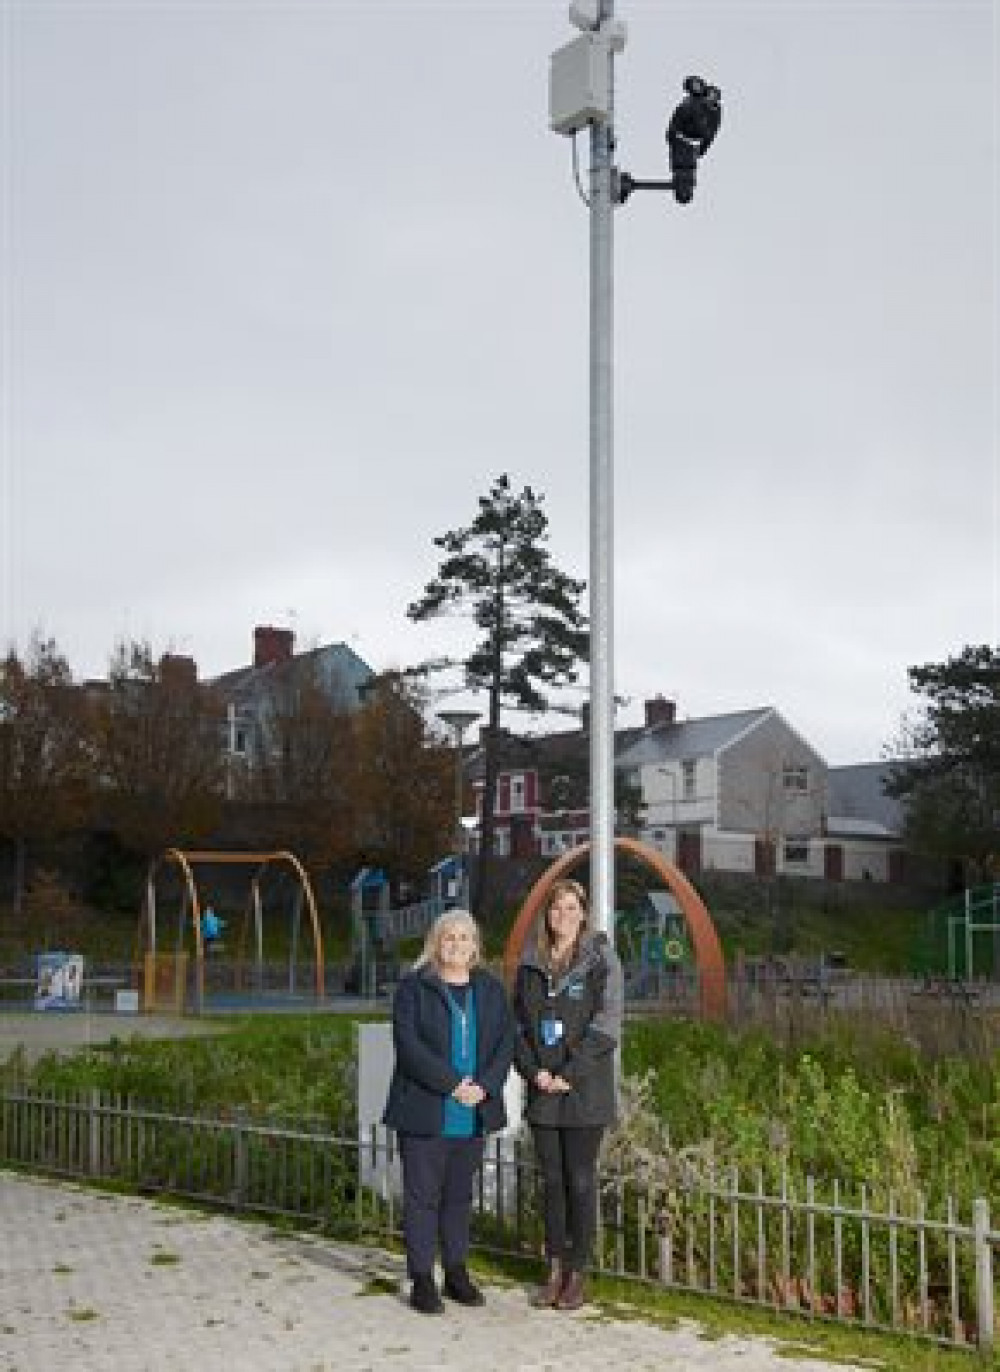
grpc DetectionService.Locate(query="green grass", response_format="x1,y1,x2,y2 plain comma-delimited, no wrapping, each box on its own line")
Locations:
703,887,925,973
0,1013,364,1124
466,1249,998,1370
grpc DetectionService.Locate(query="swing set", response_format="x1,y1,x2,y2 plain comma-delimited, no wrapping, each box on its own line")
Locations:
137,849,324,1014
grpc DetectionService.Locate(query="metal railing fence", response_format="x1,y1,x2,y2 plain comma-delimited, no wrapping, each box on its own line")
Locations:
0,1087,994,1353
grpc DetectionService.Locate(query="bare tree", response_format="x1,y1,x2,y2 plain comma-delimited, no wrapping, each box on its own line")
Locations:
0,634,89,912
92,640,225,857
352,671,452,885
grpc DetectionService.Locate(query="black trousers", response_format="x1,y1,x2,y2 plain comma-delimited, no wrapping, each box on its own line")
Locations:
398,1133,484,1278
532,1124,604,1271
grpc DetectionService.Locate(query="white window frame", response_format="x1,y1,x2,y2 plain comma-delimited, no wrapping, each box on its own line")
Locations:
782,765,808,793
681,759,696,801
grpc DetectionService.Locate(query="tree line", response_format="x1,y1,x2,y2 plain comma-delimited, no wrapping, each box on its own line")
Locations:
0,635,453,912
3,473,997,920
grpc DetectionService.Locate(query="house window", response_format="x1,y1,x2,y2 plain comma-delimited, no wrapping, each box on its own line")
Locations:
783,765,808,793
493,828,510,857
681,759,696,800
232,728,248,756
510,773,526,813
784,839,809,865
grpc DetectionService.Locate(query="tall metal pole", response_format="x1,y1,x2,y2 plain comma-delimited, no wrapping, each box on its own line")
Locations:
438,708,479,904
589,0,616,937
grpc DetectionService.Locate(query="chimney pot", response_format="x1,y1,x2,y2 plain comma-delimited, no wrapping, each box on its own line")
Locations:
253,625,295,668
645,695,676,729
159,653,197,686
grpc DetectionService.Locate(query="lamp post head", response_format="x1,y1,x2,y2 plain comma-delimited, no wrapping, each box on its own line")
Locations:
438,709,481,732
438,709,481,742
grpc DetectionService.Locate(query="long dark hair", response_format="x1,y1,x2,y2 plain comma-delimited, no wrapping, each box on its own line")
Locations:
537,878,589,970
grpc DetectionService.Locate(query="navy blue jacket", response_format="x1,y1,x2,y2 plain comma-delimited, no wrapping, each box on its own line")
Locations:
382,965,515,1137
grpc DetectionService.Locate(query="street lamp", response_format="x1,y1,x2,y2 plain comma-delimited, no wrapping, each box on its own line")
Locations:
549,5,722,935
438,709,481,871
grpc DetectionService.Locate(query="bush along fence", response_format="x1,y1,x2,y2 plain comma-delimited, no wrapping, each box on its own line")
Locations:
0,1087,995,1354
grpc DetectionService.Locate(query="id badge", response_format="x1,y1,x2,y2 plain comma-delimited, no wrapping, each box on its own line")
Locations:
540,1017,564,1048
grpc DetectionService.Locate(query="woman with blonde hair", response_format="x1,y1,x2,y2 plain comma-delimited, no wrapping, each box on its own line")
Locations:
513,878,623,1310
383,909,514,1314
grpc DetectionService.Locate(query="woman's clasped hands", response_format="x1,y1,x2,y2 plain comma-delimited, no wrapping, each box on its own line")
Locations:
534,1069,571,1094
451,1076,486,1107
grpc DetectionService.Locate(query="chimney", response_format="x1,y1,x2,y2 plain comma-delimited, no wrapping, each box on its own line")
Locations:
645,695,676,729
253,625,295,668
159,653,197,686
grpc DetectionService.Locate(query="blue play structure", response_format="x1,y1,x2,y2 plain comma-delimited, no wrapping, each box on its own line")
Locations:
349,856,469,997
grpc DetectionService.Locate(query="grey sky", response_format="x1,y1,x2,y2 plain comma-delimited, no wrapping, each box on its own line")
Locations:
2,0,997,765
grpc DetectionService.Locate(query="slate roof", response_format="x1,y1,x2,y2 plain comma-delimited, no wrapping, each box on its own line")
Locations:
615,707,775,768
827,761,908,838
211,642,374,709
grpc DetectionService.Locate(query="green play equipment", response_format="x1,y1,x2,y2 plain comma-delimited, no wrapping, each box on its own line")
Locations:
912,882,1000,982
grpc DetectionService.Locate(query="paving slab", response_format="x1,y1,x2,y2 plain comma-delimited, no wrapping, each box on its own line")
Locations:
0,1171,876,1372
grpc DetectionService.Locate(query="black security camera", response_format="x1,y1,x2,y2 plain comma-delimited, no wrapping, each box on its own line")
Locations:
665,76,722,204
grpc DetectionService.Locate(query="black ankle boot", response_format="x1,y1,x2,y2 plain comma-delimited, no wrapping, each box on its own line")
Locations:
410,1272,444,1314
443,1264,485,1306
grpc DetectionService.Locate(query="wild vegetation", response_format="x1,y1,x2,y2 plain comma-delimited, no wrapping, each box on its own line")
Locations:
618,1017,998,1207
2,1007,996,1355
4,1011,994,1211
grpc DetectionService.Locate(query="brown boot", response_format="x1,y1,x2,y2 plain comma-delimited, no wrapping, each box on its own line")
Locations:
530,1259,563,1308
556,1269,586,1310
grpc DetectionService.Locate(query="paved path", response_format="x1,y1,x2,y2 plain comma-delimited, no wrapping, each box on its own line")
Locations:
0,1172,875,1372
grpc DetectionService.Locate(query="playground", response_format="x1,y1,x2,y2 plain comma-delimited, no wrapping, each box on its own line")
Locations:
3,840,997,1031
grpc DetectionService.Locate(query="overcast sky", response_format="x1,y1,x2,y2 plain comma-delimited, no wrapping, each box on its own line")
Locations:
2,0,997,765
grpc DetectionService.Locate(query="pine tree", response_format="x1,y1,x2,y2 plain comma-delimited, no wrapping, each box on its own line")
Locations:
886,643,1000,882
408,474,588,916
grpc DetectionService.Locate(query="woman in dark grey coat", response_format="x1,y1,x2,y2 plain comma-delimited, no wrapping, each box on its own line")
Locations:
513,879,623,1311
383,909,514,1314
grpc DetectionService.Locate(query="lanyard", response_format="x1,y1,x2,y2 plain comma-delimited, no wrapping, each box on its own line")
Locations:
446,987,471,1060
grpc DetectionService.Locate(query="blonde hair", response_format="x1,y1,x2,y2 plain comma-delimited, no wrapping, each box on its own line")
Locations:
415,908,482,972
537,878,589,967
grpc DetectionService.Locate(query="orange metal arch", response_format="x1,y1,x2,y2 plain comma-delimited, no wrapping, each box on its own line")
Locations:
503,837,726,1021
140,849,324,1009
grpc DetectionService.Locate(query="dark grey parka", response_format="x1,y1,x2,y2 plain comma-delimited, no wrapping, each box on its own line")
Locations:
513,930,623,1129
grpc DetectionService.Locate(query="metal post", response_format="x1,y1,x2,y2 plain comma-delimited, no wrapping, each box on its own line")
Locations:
438,709,479,904
589,0,616,937
973,1198,994,1352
